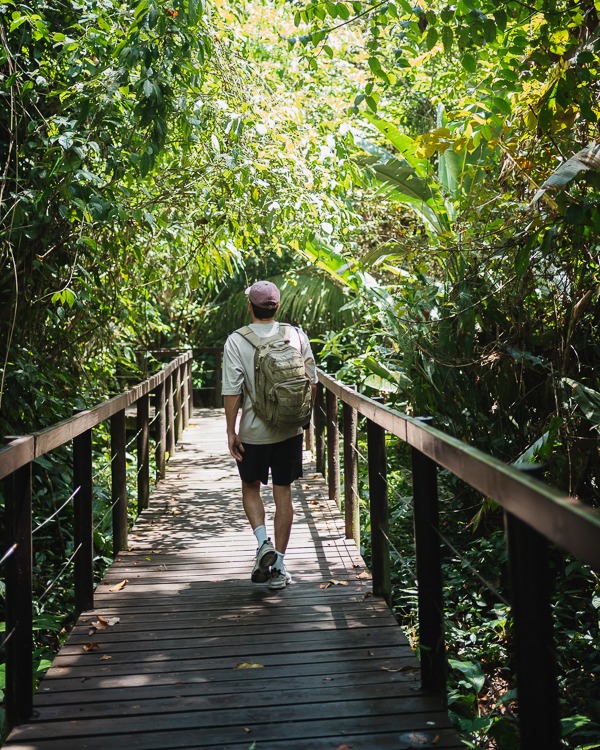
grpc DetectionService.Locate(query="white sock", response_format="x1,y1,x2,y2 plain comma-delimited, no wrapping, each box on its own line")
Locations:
275,552,285,571
254,525,268,547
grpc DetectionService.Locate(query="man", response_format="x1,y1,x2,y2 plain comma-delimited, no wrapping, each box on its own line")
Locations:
222,280,317,590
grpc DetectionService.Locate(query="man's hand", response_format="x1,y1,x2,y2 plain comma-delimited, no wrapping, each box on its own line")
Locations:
228,432,245,462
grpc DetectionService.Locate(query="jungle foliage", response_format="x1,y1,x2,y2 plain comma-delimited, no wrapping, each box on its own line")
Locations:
1,0,600,746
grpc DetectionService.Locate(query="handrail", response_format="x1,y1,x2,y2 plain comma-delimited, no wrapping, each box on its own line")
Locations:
0,353,190,480
318,369,600,569
1,352,194,731
314,367,600,750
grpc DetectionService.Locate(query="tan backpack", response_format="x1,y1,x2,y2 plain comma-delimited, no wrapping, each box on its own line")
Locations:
237,324,312,428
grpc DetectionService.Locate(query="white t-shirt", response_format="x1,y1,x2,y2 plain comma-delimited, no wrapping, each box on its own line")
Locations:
222,322,318,444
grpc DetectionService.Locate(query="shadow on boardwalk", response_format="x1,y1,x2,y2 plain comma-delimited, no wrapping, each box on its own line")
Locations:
4,409,463,750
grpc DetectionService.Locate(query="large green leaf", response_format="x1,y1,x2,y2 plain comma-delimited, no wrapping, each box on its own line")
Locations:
532,143,600,204
562,378,600,432
363,156,451,236
362,111,425,173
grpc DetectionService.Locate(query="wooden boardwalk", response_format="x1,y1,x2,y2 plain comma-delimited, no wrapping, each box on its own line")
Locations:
5,409,463,750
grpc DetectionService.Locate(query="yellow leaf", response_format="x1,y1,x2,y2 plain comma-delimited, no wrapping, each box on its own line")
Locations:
109,579,128,592
235,662,264,669
100,655,112,661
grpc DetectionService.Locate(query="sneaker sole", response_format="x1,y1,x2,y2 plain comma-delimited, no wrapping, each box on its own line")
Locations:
251,549,278,583
268,575,292,590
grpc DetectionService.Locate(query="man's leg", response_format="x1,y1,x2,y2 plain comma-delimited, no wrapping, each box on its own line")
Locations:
269,483,294,589
242,480,265,530
272,483,293,553
243,480,277,582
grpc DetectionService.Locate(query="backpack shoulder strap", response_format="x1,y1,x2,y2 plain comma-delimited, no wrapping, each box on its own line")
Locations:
236,325,287,348
235,325,262,349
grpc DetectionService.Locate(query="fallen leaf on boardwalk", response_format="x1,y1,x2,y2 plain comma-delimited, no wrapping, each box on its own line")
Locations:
367,650,375,656
235,662,264,669
336,745,353,750
90,619,108,631
109,579,128,592
432,736,441,745
100,655,112,661
319,579,348,588
362,591,372,600
146,556,152,561
399,732,431,745
302,484,310,489
322,677,334,682
243,727,252,733
356,572,371,579
83,643,100,652
381,665,420,674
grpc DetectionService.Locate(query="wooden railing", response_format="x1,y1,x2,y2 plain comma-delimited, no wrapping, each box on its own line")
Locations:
314,368,600,750
0,352,193,729
137,347,222,407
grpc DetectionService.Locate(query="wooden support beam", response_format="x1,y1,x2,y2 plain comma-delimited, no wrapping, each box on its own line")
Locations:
73,426,94,612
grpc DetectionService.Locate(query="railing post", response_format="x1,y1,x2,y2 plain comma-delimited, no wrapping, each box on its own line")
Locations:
342,388,359,544
187,358,194,417
182,361,190,429
4,457,33,728
367,415,390,602
326,389,340,508
506,464,561,749
73,426,94,612
111,409,128,555
412,425,446,696
167,373,176,458
174,366,183,443
137,392,150,512
154,380,166,479
314,382,326,476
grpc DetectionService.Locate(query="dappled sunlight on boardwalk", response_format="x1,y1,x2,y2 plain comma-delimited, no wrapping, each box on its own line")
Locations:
5,409,463,750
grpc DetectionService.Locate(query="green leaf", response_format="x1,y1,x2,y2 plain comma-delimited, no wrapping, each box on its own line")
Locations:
562,378,600,431
491,96,511,116
494,8,507,31
442,26,454,53
368,56,382,74
426,28,439,50
448,658,485,693
461,53,477,72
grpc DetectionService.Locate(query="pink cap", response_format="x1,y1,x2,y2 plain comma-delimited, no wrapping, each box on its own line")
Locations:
245,281,280,308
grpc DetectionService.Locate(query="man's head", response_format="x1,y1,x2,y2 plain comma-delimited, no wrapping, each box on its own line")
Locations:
246,280,280,320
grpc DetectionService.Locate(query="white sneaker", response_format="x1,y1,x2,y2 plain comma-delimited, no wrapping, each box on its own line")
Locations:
251,539,277,583
268,568,292,590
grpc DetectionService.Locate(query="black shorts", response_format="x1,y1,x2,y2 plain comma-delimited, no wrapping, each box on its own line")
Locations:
237,434,304,486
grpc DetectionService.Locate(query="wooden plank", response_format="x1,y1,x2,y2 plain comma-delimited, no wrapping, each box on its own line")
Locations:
4,408,463,750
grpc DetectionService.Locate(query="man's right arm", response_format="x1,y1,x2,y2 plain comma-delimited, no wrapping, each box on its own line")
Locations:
224,394,244,461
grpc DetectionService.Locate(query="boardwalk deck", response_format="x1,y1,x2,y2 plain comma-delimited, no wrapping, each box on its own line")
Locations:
5,409,463,750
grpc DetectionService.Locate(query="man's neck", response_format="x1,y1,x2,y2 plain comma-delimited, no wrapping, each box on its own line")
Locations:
249,316,276,325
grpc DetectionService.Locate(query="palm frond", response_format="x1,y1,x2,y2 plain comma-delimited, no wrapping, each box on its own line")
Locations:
532,142,600,203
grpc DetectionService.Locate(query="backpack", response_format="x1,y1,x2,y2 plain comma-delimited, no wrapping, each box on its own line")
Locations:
236,323,312,428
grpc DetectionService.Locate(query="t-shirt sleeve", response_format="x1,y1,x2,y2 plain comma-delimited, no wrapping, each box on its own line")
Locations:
298,328,318,384
221,335,245,396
